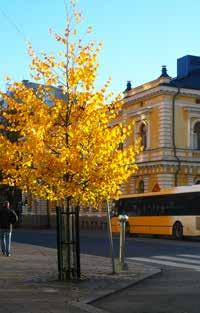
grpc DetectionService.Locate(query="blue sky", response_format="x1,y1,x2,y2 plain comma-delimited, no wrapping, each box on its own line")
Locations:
0,0,200,94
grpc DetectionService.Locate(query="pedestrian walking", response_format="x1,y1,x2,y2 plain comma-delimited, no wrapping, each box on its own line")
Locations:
0,201,18,256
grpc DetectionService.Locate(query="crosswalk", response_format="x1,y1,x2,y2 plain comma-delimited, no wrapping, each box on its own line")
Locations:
128,254,200,271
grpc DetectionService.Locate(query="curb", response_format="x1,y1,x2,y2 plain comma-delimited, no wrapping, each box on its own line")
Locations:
69,267,161,313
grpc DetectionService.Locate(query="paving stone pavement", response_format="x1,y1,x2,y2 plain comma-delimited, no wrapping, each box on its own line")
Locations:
0,241,160,313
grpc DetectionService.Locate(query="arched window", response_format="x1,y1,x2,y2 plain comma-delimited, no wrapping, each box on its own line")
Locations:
140,122,147,150
138,180,144,193
193,121,200,150
118,142,123,150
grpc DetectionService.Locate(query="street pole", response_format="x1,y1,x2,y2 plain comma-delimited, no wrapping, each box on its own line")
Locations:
106,200,116,274
118,214,128,271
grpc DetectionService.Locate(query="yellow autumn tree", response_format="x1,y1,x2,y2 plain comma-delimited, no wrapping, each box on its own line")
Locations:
0,1,141,208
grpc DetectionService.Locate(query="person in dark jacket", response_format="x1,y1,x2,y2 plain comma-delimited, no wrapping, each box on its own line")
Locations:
0,201,18,256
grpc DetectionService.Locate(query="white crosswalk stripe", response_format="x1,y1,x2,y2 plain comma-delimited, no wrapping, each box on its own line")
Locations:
179,254,200,259
153,255,200,264
127,254,200,271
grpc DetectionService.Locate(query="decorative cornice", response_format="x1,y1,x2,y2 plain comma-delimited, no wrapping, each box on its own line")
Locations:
125,106,152,117
124,85,200,105
123,76,171,98
179,88,200,97
124,85,176,104
183,106,200,113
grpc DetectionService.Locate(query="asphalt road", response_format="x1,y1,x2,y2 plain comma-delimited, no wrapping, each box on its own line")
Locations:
12,228,200,257
13,229,200,313
93,268,200,313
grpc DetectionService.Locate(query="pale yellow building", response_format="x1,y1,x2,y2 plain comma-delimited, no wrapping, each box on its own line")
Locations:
121,55,200,194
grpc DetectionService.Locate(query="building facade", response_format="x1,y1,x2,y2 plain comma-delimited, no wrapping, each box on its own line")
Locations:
122,55,200,195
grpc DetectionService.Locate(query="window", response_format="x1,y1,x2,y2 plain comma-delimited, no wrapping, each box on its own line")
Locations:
138,180,144,193
140,122,147,150
118,142,123,150
193,121,200,149
114,191,200,218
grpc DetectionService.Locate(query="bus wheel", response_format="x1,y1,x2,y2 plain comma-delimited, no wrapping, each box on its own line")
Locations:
172,222,183,240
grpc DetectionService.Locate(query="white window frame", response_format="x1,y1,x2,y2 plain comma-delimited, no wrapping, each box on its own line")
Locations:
136,119,150,150
190,118,200,149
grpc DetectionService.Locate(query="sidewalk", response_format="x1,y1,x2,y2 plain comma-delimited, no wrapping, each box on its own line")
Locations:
0,242,160,313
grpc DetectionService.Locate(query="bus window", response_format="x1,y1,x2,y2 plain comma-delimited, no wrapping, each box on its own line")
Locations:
152,201,159,215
